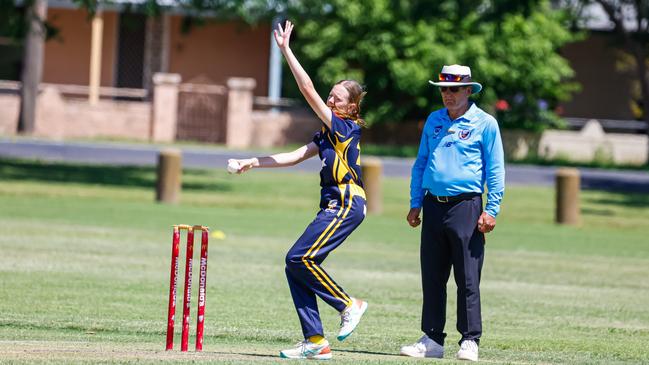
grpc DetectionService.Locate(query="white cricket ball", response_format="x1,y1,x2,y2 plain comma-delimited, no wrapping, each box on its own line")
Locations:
227,159,240,174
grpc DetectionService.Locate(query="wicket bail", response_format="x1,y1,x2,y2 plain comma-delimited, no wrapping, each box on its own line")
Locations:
166,224,209,351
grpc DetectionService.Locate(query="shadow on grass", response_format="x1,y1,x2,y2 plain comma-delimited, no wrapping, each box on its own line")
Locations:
581,208,616,216
211,351,278,359
584,193,649,209
0,158,231,192
581,177,649,194
336,348,403,357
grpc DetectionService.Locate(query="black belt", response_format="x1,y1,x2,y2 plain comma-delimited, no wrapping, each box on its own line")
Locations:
426,192,480,203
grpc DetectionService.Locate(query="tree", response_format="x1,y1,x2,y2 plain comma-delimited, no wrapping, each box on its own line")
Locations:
0,1,26,81
283,0,579,130
4,0,580,134
72,0,276,22
2,0,59,133
17,0,47,134
568,0,649,160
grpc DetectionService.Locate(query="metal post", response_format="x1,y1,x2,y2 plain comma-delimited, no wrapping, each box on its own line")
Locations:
267,16,282,113
89,10,104,105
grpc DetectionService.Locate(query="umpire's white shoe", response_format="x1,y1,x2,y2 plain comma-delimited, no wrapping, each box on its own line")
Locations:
399,334,444,358
456,340,479,361
337,298,368,341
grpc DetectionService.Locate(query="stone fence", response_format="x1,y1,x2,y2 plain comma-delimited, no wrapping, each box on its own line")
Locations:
1,75,647,165
502,120,648,165
0,74,319,148
0,87,151,140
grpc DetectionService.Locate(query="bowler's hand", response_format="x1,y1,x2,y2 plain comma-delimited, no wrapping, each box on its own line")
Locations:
477,212,496,233
233,158,257,174
406,208,421,228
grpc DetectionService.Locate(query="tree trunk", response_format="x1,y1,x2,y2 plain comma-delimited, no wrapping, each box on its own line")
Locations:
17,0,48,134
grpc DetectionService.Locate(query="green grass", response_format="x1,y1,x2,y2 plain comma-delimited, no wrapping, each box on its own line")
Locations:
0,158,648,364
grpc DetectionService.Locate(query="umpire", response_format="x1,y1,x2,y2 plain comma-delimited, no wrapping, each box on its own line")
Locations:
400,64,505,362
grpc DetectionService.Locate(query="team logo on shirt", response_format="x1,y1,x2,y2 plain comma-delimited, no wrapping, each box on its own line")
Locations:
433,125,443,138
325,200,338,213
458,129,472,140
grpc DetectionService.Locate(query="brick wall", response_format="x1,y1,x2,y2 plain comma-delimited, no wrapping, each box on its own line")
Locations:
0,87,150,140
0,94,20,135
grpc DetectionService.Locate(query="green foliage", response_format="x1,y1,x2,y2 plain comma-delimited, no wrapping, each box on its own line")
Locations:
483,9,582,131
4,0,581,132
0,0,27,40
0,0,60,80
592,145,614,165
0,0,61,44
71,0,278,23
284,0,580,130
0,0,25,80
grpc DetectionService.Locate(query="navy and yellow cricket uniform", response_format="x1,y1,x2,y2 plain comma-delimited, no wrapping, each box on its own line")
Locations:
285,113,366,339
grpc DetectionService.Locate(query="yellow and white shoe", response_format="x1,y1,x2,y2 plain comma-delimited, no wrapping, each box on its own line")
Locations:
279,339,332,360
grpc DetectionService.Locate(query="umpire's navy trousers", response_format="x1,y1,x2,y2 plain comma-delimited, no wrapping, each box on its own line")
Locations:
421,192,485,346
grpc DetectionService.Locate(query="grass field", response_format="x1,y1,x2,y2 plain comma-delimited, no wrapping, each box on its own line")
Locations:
0,158,648,364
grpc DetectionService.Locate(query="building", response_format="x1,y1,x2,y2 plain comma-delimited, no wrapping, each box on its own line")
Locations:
1,0,274,97
558,1,646,132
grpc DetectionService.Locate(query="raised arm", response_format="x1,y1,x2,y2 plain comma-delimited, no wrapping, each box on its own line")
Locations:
229,142,319,174
274,20,332,130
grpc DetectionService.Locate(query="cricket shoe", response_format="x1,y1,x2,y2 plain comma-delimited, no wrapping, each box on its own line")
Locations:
279,339,332,360
457,339,478,361
400,334,444,358
337,298,368,341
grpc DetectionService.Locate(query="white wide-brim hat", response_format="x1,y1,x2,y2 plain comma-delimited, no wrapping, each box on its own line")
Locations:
428,64,482,94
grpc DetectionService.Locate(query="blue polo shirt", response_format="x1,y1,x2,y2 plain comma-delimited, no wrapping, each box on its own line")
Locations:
410,103,505,217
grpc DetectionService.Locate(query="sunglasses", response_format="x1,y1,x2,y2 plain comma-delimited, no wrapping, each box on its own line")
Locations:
438,73,471,82
439,86,463,93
